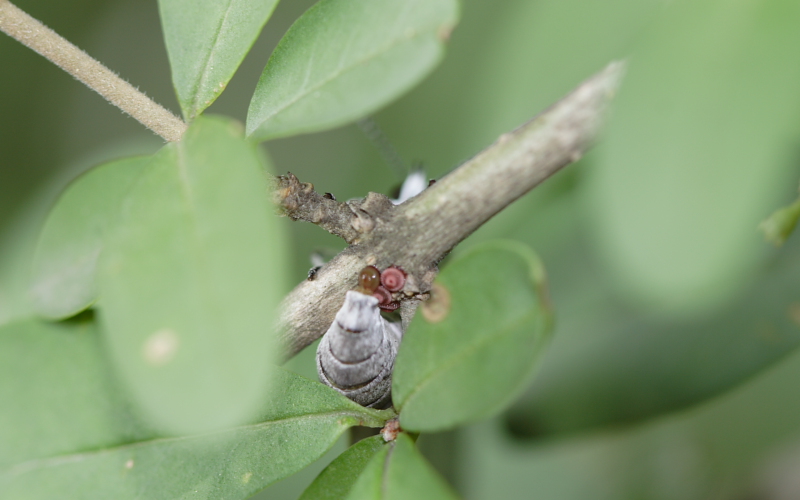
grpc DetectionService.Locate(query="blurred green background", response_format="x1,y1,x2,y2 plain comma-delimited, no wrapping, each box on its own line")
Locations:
2,0,800,498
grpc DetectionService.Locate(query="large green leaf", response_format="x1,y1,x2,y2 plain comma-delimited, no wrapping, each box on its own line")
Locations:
0,317,149,471
299,435,386,500
98,116,288,434
0,317,391,498
3,385,387,500
392,241,553,432
246,0,460,141
505,239,800,438
588,0,800,314
29,157,148,320
159,0,280,120
346,433,458,500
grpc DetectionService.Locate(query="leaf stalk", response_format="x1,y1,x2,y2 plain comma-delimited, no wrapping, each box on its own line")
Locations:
0,0,187,142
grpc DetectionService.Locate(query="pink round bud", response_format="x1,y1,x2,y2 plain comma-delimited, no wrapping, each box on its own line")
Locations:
380,266,406,292
372,285,393,306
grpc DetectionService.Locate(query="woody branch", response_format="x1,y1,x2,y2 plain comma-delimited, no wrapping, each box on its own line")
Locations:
276,61,624,358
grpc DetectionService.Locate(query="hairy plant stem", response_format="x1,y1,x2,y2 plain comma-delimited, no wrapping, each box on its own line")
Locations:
277,62,624,358
0,0,186,142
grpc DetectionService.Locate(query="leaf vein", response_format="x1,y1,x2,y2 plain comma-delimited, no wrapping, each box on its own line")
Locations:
0,410,371,478
188,0,235,118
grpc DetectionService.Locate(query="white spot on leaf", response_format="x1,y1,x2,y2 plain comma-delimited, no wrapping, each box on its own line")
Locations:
142,328,179,366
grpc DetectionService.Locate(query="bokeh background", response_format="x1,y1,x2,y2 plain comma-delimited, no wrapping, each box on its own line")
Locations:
2,0,800,498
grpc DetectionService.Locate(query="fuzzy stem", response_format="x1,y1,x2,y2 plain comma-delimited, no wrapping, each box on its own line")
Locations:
0,0,186,142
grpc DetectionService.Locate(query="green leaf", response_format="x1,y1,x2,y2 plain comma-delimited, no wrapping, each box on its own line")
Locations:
29,157,148,320
0,317,150,471
3,420,345,500
760,195,800,247
588,0,800,314
159,0,281,120
346,433,458,500
98,116,288,434
246,0,460,141
392,241,553,433
506,241,800,438
344,445,388,500
300,435,386,500
0,317,390,498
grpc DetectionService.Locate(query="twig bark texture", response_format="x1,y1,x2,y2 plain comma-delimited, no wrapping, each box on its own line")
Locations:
278,61,624,358
0,0,186,142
